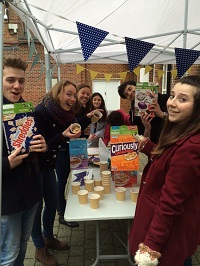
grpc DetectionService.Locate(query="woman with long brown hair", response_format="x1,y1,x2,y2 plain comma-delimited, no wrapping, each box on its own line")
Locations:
129,75,200,266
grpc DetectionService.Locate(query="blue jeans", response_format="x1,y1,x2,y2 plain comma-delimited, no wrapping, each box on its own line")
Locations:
56,150,70,215
31,169,57,248
1,203,38,266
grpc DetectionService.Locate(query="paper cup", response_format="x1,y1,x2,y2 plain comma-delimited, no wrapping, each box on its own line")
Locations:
70,123,81,134
94,186,104,200
71,181,80,195
91,110,103,123
115,187,126,201
84,179,94,192
103,184,111,194
77,190,88,204
89,193,100,209
130,187,139,202
94,177,102,187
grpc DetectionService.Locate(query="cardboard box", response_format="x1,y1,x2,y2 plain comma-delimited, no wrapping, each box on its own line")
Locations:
135,82,159,117
69,138,88,170
112,170,138,188
2,102,38,154
110,125,139,171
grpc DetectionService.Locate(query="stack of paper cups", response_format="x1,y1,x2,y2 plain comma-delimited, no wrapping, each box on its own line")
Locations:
101,170,111,194
100,160,108,176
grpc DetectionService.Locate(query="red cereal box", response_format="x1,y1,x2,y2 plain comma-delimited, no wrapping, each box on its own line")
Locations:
2,102,38,154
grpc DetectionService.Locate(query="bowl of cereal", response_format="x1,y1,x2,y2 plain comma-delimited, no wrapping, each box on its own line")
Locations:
70,123,81,134
70,157,81,169
115,173,130,186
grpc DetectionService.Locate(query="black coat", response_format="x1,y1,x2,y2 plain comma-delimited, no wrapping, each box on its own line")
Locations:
34,103,91,171
2,100,41,215
130,93,169,143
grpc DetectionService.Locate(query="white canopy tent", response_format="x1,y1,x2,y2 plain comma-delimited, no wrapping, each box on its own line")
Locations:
7,0,200,65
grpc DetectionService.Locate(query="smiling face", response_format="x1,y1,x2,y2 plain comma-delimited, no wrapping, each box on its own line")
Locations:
3,66,26,103
167,82,196,123
92,95,102,109
58,84,77,111
77,86,91,107
123,84,136,101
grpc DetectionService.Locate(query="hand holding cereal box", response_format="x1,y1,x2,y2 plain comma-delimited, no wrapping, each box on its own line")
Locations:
2,102,38,154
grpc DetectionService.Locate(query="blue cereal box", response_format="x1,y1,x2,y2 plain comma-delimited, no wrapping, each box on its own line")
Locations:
69,138,88,170
2,102,38,154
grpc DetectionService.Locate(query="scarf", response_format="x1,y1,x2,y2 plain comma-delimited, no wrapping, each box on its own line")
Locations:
42,94,75,126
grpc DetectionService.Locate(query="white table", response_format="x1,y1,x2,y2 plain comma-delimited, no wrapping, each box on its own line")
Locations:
64,165,136,265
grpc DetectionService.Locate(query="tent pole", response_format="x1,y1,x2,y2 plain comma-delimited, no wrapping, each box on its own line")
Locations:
44,48,52,92
183,0,189,49
0,0,4,242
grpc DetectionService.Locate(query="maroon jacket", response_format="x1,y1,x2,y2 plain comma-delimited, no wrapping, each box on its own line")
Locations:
129,131,200,266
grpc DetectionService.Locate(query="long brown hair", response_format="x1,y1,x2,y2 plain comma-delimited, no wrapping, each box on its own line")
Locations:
152,75,200,156
48,80,77,102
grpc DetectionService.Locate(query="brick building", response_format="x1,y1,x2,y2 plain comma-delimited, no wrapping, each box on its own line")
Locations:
3,5,200,113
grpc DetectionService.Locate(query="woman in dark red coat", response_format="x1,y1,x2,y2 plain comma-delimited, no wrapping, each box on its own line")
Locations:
129,75,200,266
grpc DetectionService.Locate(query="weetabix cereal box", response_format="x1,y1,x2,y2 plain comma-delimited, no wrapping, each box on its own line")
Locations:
110,125,139,171
135,82,159,117
69,138,88,170
2,102,38,154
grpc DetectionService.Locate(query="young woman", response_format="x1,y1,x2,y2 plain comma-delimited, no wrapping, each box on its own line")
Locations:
88,92,107,147
31,80,92,265
129,75,200,266
74,83,92,138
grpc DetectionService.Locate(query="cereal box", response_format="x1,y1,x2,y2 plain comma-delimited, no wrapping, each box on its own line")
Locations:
69,138,88,170
2,102,38,154
135,82,159,117
110,125,139,172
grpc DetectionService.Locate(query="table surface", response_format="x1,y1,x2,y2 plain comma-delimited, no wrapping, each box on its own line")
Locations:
64,165,136,222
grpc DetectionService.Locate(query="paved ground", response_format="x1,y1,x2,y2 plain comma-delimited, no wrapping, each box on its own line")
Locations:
25,153,200,265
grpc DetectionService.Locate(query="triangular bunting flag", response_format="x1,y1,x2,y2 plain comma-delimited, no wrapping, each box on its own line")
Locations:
104,73,113,83
90,70,98,80
171,69,177,79
175,48,200,78
119,72,127,81
76,64,85,74
76,21,109,61
145,65,153,74
28,40,36,60
125,37,155,72
30,54,40,70
133,66,141,76
157,69,165,79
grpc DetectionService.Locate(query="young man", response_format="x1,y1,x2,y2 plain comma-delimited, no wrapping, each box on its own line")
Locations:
1,58,47,266
118,80,168,143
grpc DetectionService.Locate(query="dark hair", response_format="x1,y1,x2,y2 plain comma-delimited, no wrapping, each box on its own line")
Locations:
77,83,91,92
106,111,125,126
153,75,200,156
91,92,107,121
118,80,136,99
3,57,28,71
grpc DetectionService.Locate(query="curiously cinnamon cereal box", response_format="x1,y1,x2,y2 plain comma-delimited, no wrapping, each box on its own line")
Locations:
110,125,139,172
2,102,38,154
135,82,159,117
69,138,88,170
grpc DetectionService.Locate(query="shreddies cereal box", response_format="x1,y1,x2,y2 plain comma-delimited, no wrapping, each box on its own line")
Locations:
69,138,88,170
110,125,139,171
135,82,159,117
2,102,38,154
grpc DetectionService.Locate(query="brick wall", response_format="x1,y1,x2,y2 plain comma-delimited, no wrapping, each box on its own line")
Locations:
3,6,200,112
